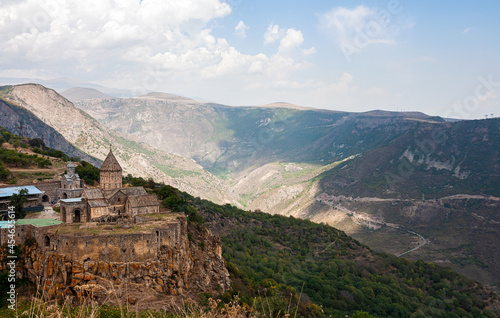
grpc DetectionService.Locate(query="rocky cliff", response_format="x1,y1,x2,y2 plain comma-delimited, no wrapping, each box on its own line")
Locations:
0,97,100,166
1,215,230,311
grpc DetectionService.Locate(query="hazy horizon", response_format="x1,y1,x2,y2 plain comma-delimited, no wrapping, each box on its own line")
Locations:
0,0,499,119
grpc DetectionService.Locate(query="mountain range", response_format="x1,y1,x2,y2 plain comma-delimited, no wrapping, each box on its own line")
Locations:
1,83,499,293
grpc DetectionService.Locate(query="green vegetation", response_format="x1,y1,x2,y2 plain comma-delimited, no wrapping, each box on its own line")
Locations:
155,185,204,226
10,188,28,219
0,127,81,170
0,147,52,168
318,118,500,199
75,160,100,185
157,165,202,178
0,161,10,180
158,186,499,317
123,174,156,189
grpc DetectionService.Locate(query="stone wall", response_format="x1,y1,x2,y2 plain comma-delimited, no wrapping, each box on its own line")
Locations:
57,188,84,201
7,215,229,307
35,222,183,263
0,224,36,246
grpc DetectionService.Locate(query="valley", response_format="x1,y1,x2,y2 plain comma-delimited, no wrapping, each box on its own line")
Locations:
2,83,500,295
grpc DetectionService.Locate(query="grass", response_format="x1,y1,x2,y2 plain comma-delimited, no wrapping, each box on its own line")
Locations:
156,165,202,178
0,288,306,318
207,119,234,143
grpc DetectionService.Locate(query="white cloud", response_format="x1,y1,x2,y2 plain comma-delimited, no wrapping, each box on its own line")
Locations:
320,6,375,39
264,24,284,45
263,24,309,56
319,5,406,60
0,0,314,95
234,20,249,38
279,28,304,52
302,47,317,56
462,27,471,34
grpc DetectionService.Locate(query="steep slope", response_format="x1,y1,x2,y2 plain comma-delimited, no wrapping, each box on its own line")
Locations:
297,118,500,291
162,186,500,317
317,118,500,199
75,96,441,173
0,87,100,166
1,84,235,203
75,94,500,293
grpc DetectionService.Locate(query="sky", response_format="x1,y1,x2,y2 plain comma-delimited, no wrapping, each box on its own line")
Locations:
0,0,499,119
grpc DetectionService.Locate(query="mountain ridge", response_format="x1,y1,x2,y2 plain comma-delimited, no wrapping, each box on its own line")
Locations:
1,83,236,204
3,82,500,293
60,87,114,102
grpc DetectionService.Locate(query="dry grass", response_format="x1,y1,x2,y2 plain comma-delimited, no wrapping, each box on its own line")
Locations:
6,293,302,318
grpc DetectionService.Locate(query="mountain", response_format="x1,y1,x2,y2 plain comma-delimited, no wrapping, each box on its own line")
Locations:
3,83,499,293
74,92,500,292
60,87,114,102
0,84,235,204
0,86,100,166
0,77,132,97
166,186,500,317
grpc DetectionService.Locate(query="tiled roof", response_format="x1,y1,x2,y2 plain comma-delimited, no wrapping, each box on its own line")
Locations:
120,187,148,196
82,188,104,200
88,200,107,208
127,195,160,208
100,149,122,172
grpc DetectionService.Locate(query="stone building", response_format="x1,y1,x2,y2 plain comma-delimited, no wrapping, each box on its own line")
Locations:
60,148,159,223
56,161,84,200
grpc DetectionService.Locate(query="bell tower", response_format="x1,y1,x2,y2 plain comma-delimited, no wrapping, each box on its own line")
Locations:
100,146,122,190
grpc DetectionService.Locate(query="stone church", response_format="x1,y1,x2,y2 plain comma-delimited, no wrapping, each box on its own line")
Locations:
60,148,159,223
56,161,84,200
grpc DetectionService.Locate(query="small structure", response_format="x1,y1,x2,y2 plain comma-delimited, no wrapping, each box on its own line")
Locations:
60,148,159,223
0,185,44,214
57,161,84,200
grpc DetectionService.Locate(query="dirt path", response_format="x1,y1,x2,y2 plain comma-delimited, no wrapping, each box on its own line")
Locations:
396,229,427,257
317,197,428,257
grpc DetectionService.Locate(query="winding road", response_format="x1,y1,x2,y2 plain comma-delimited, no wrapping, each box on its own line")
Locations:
397,229,427,257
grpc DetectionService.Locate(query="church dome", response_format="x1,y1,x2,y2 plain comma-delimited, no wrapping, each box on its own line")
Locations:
100,149,122,172
67,161,75,168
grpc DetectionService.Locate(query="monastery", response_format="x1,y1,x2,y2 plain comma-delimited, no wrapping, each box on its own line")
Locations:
60,148,159,223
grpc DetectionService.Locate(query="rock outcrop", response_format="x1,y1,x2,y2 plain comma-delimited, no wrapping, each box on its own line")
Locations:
1,215,230,311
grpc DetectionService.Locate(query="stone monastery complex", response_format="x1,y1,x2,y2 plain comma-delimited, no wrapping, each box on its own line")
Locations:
60,148,159,223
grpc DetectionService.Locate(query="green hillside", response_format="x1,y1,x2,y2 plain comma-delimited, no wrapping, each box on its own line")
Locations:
157,186,500,317
317,118,500,198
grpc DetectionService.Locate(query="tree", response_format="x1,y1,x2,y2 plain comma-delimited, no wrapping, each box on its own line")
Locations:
0,161,10,181
75,161,99,185
28,138,45,149
10,188,28,219
351,311,376,318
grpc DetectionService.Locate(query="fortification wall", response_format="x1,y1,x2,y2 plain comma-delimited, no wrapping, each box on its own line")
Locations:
0,224,35,246
1,214,230,308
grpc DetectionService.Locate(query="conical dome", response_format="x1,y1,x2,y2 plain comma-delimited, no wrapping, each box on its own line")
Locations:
100,149,122,172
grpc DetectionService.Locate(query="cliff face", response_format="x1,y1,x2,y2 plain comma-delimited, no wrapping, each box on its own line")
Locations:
2,217,230,311
0,99,100,165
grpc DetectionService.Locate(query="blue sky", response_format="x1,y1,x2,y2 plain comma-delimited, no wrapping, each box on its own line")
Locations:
0,0,499,119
